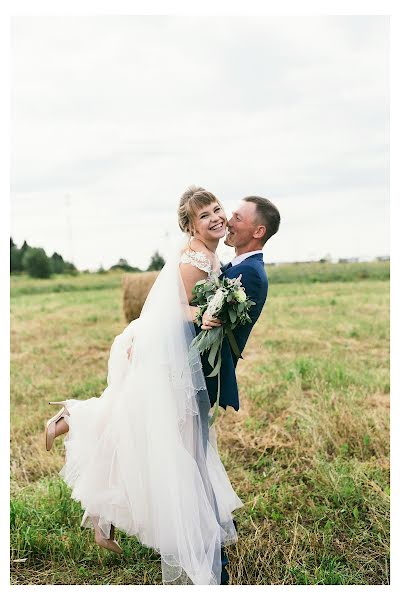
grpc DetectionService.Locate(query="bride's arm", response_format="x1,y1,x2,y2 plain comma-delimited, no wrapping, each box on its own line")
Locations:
180,262,209,304
179,263,221,328
179,263,208,322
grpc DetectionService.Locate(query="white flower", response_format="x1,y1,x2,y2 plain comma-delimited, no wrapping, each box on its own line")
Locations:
234,288,247,303
207,288,225,316
226,274,242,287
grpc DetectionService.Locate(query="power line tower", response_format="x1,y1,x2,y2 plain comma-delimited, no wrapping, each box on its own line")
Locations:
64,193,75,264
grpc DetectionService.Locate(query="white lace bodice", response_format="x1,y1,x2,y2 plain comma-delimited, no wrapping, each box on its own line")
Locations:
179,249,221,276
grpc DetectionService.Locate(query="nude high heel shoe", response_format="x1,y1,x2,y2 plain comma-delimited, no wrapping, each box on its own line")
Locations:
45,401,70,451
91,516,123,555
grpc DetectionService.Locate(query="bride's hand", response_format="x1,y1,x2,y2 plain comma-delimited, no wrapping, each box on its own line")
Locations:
127,346,132,361
201,311,222,330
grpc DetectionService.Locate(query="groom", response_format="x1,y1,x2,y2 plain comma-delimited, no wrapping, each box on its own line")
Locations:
200,195,280,584
202,195,281,414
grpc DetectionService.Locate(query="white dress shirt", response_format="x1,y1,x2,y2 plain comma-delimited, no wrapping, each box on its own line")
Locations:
231,250,264,266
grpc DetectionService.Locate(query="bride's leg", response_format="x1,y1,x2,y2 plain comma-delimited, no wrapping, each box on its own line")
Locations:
45,405,70,451
54,417,69,437
91,516,123,555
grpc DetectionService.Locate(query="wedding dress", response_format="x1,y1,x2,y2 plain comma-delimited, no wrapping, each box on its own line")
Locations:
58,236,243,585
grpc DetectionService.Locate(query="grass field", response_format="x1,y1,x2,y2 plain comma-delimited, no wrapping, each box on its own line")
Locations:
10,262,390,585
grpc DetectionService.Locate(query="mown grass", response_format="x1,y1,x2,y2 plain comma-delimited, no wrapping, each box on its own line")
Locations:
10,265,389,585
266,260,389,284
10,271,124,298
10,260,389,298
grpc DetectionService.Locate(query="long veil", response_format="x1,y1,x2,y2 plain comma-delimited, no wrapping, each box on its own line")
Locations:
59,234,243,585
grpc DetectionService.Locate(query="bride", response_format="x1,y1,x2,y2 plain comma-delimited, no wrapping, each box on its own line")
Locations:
44,186,243,585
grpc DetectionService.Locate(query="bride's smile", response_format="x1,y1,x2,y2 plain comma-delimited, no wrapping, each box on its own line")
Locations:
210,221,224,231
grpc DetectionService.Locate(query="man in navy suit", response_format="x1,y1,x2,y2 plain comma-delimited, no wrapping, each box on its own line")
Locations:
201,195,280,584
202,195,281,414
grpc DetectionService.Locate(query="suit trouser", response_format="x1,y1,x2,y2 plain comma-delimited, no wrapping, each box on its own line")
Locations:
197,392,230,585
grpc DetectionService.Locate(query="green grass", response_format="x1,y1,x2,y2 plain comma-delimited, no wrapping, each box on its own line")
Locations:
10,271,124,297
10,260,389,298
266,260,389,284
10,479,161,585
10,267,389,585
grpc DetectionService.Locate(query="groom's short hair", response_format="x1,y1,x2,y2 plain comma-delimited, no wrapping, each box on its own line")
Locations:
243,196,280,244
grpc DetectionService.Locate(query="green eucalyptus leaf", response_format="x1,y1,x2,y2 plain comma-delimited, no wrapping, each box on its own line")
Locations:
208,339,221,368
207,349,222,377
226,326,242,359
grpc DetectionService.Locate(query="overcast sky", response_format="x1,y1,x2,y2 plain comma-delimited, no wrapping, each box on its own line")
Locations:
10,15,389,270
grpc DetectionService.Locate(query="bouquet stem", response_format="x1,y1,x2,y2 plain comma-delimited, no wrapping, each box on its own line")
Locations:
225,325,243,360
208,348,221,427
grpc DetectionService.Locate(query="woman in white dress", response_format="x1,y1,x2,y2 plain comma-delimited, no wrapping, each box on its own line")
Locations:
45,186,243,585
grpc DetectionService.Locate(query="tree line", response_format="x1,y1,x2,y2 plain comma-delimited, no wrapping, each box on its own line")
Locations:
10,239,165,279
10,238,78,278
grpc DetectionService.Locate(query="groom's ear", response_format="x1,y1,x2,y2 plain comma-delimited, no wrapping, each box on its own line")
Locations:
254,224,266,239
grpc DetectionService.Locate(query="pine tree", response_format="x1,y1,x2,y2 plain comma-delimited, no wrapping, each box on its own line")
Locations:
50,252,65,274
147,251,165,271
10,238,22,272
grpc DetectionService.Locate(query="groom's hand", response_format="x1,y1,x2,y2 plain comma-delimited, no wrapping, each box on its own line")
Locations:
201,311,222,330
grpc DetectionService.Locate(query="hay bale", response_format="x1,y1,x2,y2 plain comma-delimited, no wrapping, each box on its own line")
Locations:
122,271,159,323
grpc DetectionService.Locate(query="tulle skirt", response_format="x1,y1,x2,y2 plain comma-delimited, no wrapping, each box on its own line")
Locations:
58,316,243,585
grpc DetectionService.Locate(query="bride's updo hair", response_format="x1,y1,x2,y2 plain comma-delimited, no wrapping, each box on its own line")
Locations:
178,185,223,237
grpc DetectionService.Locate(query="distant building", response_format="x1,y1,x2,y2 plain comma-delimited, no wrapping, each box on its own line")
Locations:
376,255,390,262
275,260,320,266
338,257,360,264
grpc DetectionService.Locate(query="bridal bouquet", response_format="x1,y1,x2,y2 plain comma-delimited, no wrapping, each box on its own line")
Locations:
189,273,255,425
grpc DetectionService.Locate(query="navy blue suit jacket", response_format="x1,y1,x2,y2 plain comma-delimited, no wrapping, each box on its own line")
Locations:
195,253,268,412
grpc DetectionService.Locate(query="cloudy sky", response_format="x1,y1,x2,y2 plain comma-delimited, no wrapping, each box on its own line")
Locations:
11,15,389,270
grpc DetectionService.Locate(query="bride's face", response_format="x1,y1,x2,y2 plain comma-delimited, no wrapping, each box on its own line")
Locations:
192,201,227,241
